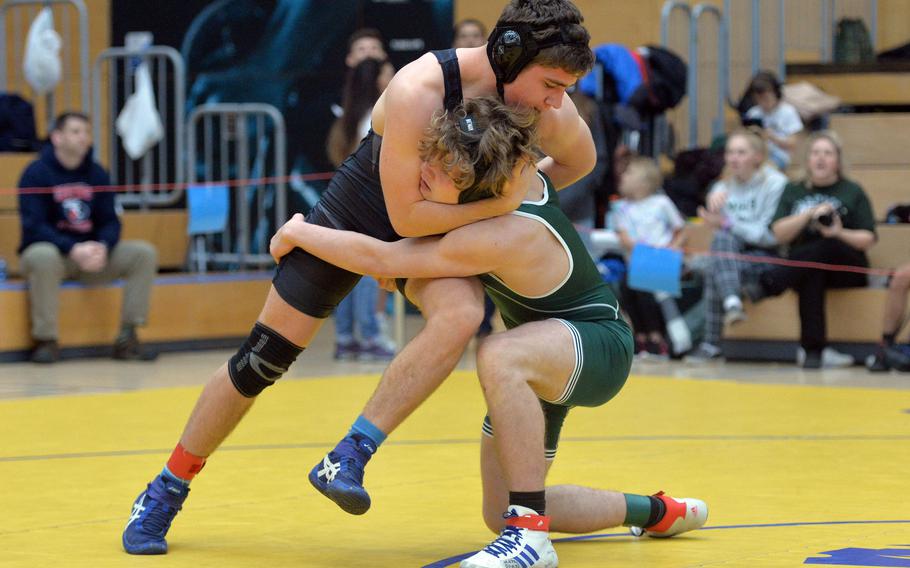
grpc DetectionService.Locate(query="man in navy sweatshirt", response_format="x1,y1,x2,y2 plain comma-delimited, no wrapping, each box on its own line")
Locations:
17,112,158,363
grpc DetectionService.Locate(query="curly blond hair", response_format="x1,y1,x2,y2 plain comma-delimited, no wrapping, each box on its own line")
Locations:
418,96,539,204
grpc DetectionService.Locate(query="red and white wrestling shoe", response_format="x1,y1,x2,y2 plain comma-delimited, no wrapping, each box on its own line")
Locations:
630,491,708,538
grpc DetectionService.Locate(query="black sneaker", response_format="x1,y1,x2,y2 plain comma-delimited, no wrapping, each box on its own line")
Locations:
866,348,890,373
113,331,158,361
802,349,822,370
30,340,60,364
884,344,910,372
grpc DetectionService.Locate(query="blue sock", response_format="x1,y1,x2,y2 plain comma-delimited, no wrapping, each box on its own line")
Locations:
348,415,387,448
161,466,191,486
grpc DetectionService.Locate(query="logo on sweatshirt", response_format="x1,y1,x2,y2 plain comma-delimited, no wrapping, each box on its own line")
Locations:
54,184,94,233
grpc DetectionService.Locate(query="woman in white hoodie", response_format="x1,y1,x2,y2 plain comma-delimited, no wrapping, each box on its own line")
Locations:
686,128,787,362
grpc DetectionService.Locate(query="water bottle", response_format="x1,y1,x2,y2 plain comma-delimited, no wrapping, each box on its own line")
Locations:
0,257,7,282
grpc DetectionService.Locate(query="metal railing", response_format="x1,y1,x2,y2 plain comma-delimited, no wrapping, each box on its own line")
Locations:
92,46,185,207
0,0,89,131
661,1,729,147
186,103,288,272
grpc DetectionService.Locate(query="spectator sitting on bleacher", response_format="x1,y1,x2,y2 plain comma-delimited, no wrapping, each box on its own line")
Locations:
17,112,158,364
608,156,686,358
685,128,787,363
760,131,876,369
867,261,910,372
743,70,803,171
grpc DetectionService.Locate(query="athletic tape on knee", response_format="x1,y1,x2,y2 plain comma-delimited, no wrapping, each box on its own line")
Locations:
229,322,303,397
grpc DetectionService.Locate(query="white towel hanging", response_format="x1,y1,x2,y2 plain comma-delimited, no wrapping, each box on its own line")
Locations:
115,61,164,160
23,7,62,95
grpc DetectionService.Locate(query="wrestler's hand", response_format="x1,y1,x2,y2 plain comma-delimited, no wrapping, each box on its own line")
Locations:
270,213,306,263
487,160,535,216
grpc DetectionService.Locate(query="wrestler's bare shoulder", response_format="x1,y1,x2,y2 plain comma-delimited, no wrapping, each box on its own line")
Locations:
372,53,444,136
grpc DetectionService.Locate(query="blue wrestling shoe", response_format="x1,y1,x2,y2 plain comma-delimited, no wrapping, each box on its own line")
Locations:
308,434,376,515
122,474,189,554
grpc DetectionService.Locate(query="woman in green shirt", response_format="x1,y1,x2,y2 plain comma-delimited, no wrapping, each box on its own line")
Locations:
763,131,877,369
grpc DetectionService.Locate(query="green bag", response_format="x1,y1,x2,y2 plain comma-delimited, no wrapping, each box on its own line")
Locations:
833,18,875,64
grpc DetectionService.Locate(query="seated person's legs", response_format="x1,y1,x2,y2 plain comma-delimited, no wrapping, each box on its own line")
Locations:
352,276,394,360
90,239,158,359
870,263,910,371
20,242,66,362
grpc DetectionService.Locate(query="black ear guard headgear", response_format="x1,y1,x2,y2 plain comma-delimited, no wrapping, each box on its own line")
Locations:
487,22,587,98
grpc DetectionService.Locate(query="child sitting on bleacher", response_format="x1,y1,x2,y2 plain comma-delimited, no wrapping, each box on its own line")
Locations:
608,156,686,358
743,71,803,171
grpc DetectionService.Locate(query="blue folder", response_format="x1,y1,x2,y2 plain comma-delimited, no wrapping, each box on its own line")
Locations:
627,244,683,297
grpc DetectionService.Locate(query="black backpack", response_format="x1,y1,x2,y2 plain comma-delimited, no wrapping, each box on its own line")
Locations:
886,204,910,224
628,45,687,116
0,93,38,152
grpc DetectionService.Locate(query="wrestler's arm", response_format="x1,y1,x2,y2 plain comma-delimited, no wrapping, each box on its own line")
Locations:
536,93,597,189
379,67,526,238
271,213,508,279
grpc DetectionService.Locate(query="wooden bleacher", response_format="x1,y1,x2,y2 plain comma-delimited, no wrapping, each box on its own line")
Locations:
0,205,213,360
830,113,910,167
787,61,910,108
0,153,35,210
0,273,271,357
687,223,910,356
1,151,204,359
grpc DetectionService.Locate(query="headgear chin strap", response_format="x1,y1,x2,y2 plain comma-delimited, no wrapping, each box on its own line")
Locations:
487,22,587,99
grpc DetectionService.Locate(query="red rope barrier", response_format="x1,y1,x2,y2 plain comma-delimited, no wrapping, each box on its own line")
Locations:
3,172,336,196
1,175,900,277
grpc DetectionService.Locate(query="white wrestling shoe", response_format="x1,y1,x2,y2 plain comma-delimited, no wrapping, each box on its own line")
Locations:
629,491,708,538
460,505,558,568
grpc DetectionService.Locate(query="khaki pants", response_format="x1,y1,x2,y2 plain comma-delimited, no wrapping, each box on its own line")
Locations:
19,240,158,341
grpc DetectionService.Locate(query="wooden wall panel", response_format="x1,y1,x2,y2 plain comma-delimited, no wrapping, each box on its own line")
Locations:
724,288,904,342
454,1,666,48
850,168,910,220
0,153,35,211
831,114,910,167
786,72,910,106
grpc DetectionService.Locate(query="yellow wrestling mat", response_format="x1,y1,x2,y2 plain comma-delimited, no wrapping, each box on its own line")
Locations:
1,370,908,567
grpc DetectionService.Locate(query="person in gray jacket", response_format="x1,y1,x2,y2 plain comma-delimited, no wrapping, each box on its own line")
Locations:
686,128,786,362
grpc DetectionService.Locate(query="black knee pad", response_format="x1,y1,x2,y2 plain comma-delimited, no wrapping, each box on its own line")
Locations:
228,322,303,397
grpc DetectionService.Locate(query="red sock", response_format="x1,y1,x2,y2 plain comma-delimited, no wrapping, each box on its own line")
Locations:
166,443,207,481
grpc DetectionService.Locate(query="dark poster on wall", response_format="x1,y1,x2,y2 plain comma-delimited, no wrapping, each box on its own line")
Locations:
112,0,453,217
